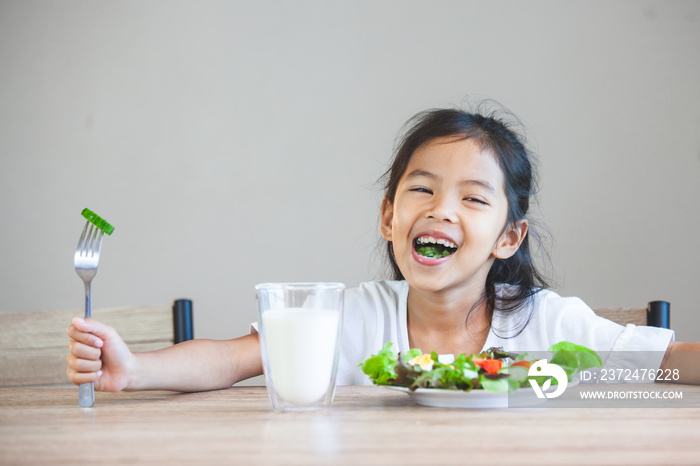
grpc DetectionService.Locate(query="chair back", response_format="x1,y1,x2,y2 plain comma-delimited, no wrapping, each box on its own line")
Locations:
0,301,193,387
593,301,670,329
593,307,647,326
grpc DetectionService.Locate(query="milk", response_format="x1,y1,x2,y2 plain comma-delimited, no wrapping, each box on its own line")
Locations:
261,308,341,405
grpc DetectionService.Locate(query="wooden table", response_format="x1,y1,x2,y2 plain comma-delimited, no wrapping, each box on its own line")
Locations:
1,384,699,465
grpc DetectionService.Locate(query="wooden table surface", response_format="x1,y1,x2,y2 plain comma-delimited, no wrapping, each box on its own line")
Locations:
1,384,699,465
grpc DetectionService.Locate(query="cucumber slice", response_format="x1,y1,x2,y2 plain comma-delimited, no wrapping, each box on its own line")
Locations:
81,208,115,235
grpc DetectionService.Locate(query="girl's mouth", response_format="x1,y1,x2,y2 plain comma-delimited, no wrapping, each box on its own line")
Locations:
414,235,458,259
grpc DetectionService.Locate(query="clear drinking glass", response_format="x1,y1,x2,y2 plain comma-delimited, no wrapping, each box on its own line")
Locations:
255,282,345,411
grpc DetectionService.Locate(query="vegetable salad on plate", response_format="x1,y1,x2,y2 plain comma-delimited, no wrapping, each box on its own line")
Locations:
360,341,602,393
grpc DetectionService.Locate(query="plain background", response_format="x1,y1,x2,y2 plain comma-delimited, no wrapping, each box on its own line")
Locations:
1,0,699,357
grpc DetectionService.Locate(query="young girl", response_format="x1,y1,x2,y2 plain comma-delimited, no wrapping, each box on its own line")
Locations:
66,106,698,392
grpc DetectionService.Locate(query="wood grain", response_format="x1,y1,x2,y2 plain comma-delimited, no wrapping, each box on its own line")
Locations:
593,307,646,326
0,385,698,465
0,306,174,387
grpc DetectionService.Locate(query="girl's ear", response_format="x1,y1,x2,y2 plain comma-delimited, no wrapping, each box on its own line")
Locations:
493,220,528,260
380,197,394,241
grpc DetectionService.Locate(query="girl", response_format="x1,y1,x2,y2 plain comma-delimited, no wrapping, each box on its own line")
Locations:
66,106,698,391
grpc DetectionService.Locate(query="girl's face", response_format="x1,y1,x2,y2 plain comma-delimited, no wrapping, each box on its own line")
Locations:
381,136,527,296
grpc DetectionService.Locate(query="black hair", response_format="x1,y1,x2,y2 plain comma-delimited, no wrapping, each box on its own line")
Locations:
378,104,551,337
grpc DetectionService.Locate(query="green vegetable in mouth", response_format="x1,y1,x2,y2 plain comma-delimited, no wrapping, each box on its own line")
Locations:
415,244,455,258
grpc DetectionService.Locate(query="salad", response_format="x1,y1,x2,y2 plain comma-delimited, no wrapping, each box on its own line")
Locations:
360,341,602,393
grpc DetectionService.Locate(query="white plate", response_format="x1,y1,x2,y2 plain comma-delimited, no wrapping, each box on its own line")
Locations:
388,377,580,408
388,386,546,408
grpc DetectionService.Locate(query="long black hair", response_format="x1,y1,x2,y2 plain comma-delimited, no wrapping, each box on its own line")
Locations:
379,105,551,336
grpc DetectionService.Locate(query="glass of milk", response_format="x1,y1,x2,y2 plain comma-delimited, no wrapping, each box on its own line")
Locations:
255,282,345,411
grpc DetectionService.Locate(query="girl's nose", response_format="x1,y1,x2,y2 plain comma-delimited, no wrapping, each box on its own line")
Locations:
426,195,458,223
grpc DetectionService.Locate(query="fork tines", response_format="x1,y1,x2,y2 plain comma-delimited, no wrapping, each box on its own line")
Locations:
76,221,105,258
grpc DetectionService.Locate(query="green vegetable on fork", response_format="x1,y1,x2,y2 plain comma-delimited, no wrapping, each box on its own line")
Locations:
81,208,115,235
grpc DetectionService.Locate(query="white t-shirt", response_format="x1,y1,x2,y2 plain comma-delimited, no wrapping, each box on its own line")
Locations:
335,280,674,385
252,280,675,385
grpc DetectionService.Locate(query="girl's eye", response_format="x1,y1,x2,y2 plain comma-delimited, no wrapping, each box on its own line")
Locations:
464,197,488,205
410,187,432,194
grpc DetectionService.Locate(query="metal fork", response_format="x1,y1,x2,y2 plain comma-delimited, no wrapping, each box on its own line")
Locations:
74,221,105,407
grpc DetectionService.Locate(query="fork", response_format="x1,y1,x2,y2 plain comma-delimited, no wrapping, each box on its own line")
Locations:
74,221,105,407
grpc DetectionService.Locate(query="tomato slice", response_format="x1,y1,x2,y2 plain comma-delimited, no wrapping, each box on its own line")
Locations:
510,360,533,370
473,358,503,374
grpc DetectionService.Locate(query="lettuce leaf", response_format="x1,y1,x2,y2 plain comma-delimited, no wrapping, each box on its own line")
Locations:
358,342,398,385
547,341,602,374
359,341,602,393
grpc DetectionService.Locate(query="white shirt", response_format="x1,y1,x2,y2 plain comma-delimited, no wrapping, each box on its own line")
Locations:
335,280,675,385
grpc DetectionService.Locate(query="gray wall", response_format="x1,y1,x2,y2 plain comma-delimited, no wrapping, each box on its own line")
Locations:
2,1,699,348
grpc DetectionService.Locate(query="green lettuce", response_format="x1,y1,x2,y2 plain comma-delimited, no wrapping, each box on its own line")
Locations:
359,341,602,393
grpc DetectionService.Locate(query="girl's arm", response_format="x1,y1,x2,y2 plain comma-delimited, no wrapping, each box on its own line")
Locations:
66,317,262,392
660,341,700,385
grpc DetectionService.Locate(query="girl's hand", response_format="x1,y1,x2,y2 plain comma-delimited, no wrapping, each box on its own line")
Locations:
66,317,135,392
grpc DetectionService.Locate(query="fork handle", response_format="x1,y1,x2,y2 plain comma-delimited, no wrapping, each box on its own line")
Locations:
84,281,92,319
79,281,95,407
79,383,95,407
